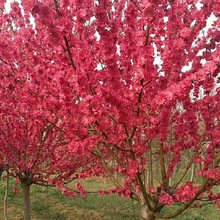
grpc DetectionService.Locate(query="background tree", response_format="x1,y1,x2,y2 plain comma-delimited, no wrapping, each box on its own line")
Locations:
0,0,220,220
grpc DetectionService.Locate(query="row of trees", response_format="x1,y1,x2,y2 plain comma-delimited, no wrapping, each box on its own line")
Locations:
0,0,220,219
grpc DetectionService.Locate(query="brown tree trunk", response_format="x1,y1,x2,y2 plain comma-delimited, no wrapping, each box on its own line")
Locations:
0,167,4,181
21,181,31,220
140,204,156,220
4,171,9,220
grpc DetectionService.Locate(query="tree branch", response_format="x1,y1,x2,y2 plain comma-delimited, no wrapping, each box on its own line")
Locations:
53,0,76,71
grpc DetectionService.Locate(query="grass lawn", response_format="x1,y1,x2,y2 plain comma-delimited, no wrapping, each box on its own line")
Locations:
0,177,219,220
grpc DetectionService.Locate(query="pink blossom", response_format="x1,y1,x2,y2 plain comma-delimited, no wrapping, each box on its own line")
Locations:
150,187,156,194
128,161,139,176
174,182,199,202
206,168,220,181
180,27,191,38
159,192,174,205
193,156,203,164
13,188,20,195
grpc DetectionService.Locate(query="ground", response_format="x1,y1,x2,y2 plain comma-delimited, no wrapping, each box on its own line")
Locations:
0,177,219,220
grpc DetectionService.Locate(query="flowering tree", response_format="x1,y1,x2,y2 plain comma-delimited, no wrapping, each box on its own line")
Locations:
1,0,220,219
0,3,94,220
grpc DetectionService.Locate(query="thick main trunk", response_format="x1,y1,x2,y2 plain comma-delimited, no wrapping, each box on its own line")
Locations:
21,181,31,220
140,204,156,220
133,192,158,220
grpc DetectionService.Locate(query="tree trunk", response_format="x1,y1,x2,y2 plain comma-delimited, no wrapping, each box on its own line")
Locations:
138,196,157,220
4,172,9,220
0,168,4,181
140,204,156,220
21,181,31,220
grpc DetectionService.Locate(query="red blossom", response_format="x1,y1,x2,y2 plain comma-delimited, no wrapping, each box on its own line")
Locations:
149,187,156,194
193,156,203,164
180,27,192,38
128,161,139,177
159,192,174,205
174,182,199,202
13,188,20,196
206,168,220,181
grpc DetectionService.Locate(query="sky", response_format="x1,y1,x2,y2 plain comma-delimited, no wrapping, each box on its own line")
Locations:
5,0,17,13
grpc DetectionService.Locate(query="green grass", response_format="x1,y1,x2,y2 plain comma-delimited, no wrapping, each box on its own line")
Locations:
49,190,139,220
0,177,219,220
162,201,220,220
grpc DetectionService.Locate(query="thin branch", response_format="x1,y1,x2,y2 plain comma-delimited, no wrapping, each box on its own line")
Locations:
0,57,16,75
156,178,211,219
173,158,194,189
128,126,137,142
145,25,150,46
173,133,205,188
53,0,76,71
113,144,131,152
124,123,129,137
102,142,124,167
63,36,77,71
94,147,123,188
130,0,142,12
159,143,168,187
130,150,154,211
148,141,153,188
53,0,61,16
